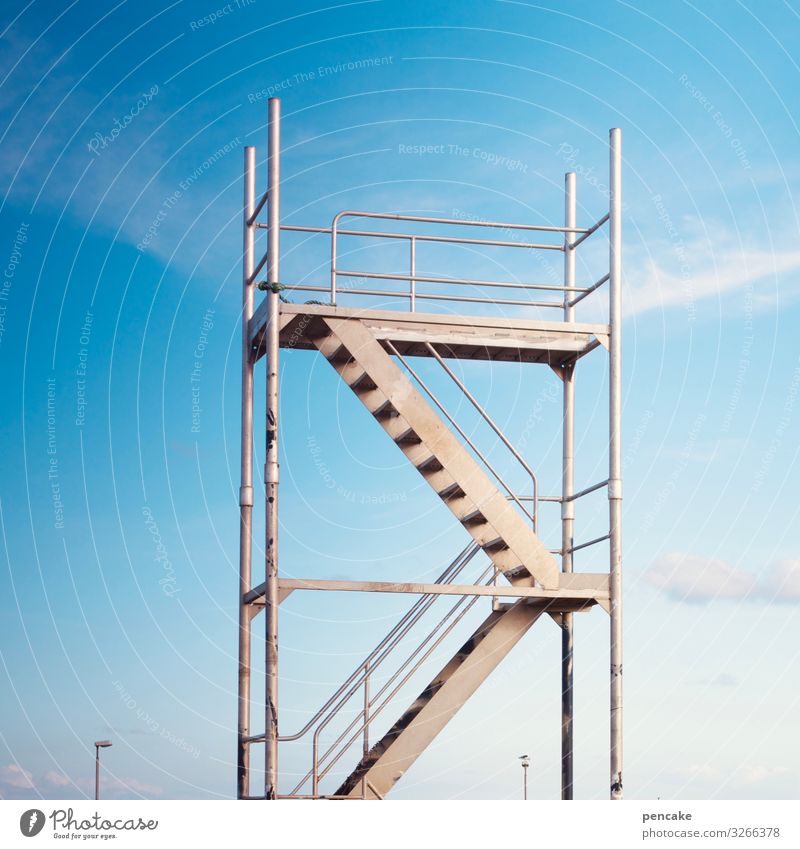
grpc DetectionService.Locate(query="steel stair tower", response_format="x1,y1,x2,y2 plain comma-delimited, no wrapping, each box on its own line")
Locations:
236,97,623,801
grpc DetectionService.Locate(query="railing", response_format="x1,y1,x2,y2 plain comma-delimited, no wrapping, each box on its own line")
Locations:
385,340,539,532
261,540,491,798
255,208,610,314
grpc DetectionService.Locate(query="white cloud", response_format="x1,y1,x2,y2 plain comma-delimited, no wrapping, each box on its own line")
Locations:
760,560,800,602
647,554,800,604
739,765,791,786
0,763,35,789
647,553,758,603
43,770,70,787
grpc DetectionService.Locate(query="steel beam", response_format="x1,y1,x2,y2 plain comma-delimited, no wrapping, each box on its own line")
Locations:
237,145,256,800
609,127,623,800
264,97,281,801
561,170,576,801
269,576,608,602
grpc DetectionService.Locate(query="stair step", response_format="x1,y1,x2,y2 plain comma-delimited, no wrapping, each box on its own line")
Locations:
349,371,377,392
315,334,345,359
313,317,560,592
372,398,397,418
437,482,465,500
416,454,443,473
335,602,546,799
393,427,421,445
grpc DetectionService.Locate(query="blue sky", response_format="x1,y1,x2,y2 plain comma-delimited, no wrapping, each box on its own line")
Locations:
1,0,799,801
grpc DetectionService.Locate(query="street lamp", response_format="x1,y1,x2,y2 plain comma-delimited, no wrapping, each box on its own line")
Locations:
519,754,530,800
94,740,112,800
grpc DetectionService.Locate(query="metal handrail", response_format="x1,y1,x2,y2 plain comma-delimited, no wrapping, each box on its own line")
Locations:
285,545,490,796
424,341,541,531
271,540,479,746
329,209,576,309
312,567,494,793
384,341,535,529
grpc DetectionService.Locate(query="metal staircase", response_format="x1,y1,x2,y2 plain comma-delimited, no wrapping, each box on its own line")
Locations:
236,97,624,800
335,600,546,799
311,315,559,590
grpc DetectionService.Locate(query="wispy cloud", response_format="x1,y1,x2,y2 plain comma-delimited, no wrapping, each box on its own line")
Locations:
647,553,800,604
0,763,35,790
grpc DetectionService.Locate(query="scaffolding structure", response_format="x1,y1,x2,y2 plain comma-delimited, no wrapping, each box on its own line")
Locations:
236,97,623,800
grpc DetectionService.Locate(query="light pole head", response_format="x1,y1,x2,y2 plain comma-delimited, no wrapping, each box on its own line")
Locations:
94,740,112,748
519,754,530,768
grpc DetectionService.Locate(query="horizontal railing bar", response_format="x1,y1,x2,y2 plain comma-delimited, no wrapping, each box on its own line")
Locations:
280,223,563,251
276,577,600,599
281,284,563,309
335,268,589,293
567,273,610,307
273,542,479,746
569,533,611,554
334,209,589,235
564,479,609,502
568,213,610,249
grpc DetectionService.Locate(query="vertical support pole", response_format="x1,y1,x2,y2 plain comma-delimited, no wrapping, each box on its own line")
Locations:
237,146,256,800
608,127,623,800
561,171,576,801
94,746,100,801
362,663,370,799
264,97,281,800
409,236,416,312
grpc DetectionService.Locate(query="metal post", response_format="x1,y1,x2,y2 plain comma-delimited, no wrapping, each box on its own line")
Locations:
409,236,416,312
362,662,370,799
608,127,623,800
237,146,256,800
265,97,282,800
93,740,111,801
561,171,576,801
519,754,530,800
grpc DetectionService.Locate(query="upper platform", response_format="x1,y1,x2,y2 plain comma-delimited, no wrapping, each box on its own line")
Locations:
249,302,608,365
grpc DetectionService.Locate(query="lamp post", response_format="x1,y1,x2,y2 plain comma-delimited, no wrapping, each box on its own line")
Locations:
519,754,530,800
94,740,112,800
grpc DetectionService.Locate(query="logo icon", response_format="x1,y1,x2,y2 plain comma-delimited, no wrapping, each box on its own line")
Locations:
19,809,46,837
